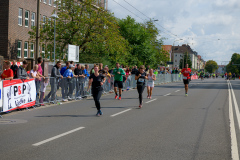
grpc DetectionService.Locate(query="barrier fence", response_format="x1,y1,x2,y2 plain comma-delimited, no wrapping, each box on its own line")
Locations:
0,74,184,115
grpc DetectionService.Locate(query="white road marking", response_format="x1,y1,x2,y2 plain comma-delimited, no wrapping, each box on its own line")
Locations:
33,127,85,146
163,93,171,96
145,98,157,103
175,90,180,92
228,81,239,160
110,109,132,117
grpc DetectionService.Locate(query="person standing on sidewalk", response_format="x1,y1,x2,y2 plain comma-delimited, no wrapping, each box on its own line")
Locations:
1,61,13,80
135,65,148,108
88,65,106,116
45,61,63,103
17,60,29,79
10,60,18,79
181,64,191,96
112,62,125,100
36,57,45,104
74,64,85,99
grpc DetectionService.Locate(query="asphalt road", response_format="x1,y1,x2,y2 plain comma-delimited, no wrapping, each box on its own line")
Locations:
0,78,239,160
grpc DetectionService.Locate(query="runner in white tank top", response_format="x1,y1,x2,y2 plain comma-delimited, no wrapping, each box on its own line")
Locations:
147,69,156,99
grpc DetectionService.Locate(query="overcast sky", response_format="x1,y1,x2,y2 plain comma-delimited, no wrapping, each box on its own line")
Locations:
108,0,240,65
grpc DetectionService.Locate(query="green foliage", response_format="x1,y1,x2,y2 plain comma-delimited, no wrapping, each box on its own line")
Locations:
179,52,192,69
226,53,240,74
29,0,129,62
205,60,218,73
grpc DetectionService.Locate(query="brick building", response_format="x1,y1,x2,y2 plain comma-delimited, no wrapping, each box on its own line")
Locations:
0,0,108,72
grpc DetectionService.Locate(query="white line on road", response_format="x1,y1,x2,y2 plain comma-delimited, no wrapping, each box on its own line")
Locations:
33,127,85,146
163,93,171,96
228,81,239,160
175,90,180,92
110,109,132,117
145,98,157,104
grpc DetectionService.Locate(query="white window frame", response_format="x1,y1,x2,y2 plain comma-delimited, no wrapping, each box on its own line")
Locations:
43,0,47,4
18,8,23,26
31,12,35,28
25,10,29,27
24,42,28,58
43,16,46,29
53,0,56,7
42,45,45,57
49,0,52,6
17,41,22,58
30,43,34,58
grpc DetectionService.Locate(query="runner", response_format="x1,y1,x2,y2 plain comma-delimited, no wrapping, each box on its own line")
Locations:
200,71,204,81
181,64,191,96
147,69,156,99
135,65,148,108
112,62,125,100
88,65,106,116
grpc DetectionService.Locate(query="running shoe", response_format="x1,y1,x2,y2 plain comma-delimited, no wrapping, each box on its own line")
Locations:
119,97,122,100
147,96,149,99
115,95,118,99
96,111,100,116
62,99,68,102
150,96,152,99
139,105,142,108
185,93,188,97
99,110,103,115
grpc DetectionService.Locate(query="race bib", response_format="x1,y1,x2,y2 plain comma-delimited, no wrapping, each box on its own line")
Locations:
183,76,187,80
138,78,144,83
148,79,153,82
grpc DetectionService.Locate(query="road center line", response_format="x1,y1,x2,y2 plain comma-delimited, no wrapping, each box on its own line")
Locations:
228,81,239,160
175,90,180,92
32,127,85,147
145,98,157,104
110,109,132,117
164,93,171,96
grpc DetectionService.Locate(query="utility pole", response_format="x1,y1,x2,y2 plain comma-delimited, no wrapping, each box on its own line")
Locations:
35,0,40,64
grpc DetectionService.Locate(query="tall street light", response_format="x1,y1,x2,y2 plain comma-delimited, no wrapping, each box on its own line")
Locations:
51,14,58,64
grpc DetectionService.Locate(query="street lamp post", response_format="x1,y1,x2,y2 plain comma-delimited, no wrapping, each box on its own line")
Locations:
51,14,58,64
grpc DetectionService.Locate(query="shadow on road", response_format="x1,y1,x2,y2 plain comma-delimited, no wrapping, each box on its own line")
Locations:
35,115,96,118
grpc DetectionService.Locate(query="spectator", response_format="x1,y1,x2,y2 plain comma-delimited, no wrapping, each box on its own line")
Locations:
84,64,90,77
30,65,39,79
39,78,49,106
11,60,18,79
36,57,45,104
62,64,77,101
17,60,29,79
74,64,85,99
1,61,13,80
45,61,63,103
60,62,69,75
99,63,105,74
131,65,138,75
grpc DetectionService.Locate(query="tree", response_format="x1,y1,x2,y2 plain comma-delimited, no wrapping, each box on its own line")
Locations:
117,16,164,67
205,60,218,73
29,0,129,63
179,52,192,69
226,53,240,74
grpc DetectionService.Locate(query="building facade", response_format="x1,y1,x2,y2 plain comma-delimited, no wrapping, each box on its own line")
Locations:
0,0,108,63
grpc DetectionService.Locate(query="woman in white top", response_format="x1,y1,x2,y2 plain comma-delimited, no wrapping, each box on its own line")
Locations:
147,69,156,99
30,65,40,79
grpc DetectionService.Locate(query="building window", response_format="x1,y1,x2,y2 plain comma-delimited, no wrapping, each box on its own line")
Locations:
24,42,28,58
53,0,56,7
175,54,177,57
43,0,47,4
17,41,22,58
43,16,46,29
18,8,23,26
30,43,34,58
25,10,29,27
48,17,52,26
49,0,52,6
31,12,35,28
175,60,177,62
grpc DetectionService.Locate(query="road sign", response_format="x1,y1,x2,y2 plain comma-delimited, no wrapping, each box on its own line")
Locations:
68,44,79,62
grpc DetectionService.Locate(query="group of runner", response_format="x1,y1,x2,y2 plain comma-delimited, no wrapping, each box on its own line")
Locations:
88,63,192,116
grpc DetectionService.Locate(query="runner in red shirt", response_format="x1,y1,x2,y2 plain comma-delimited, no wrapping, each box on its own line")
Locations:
181,64,191,96
1,61,13,80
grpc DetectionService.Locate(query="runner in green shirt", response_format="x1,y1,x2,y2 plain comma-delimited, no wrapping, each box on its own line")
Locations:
112,63,125,100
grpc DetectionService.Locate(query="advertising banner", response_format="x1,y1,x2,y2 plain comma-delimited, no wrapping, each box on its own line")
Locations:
0,81,2,109
2,79,36,112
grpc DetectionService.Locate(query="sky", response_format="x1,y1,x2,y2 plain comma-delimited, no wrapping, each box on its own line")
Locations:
107,0,240,65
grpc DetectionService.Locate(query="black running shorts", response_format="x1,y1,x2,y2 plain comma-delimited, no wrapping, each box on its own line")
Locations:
114,80,123,88
183,79,190,84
